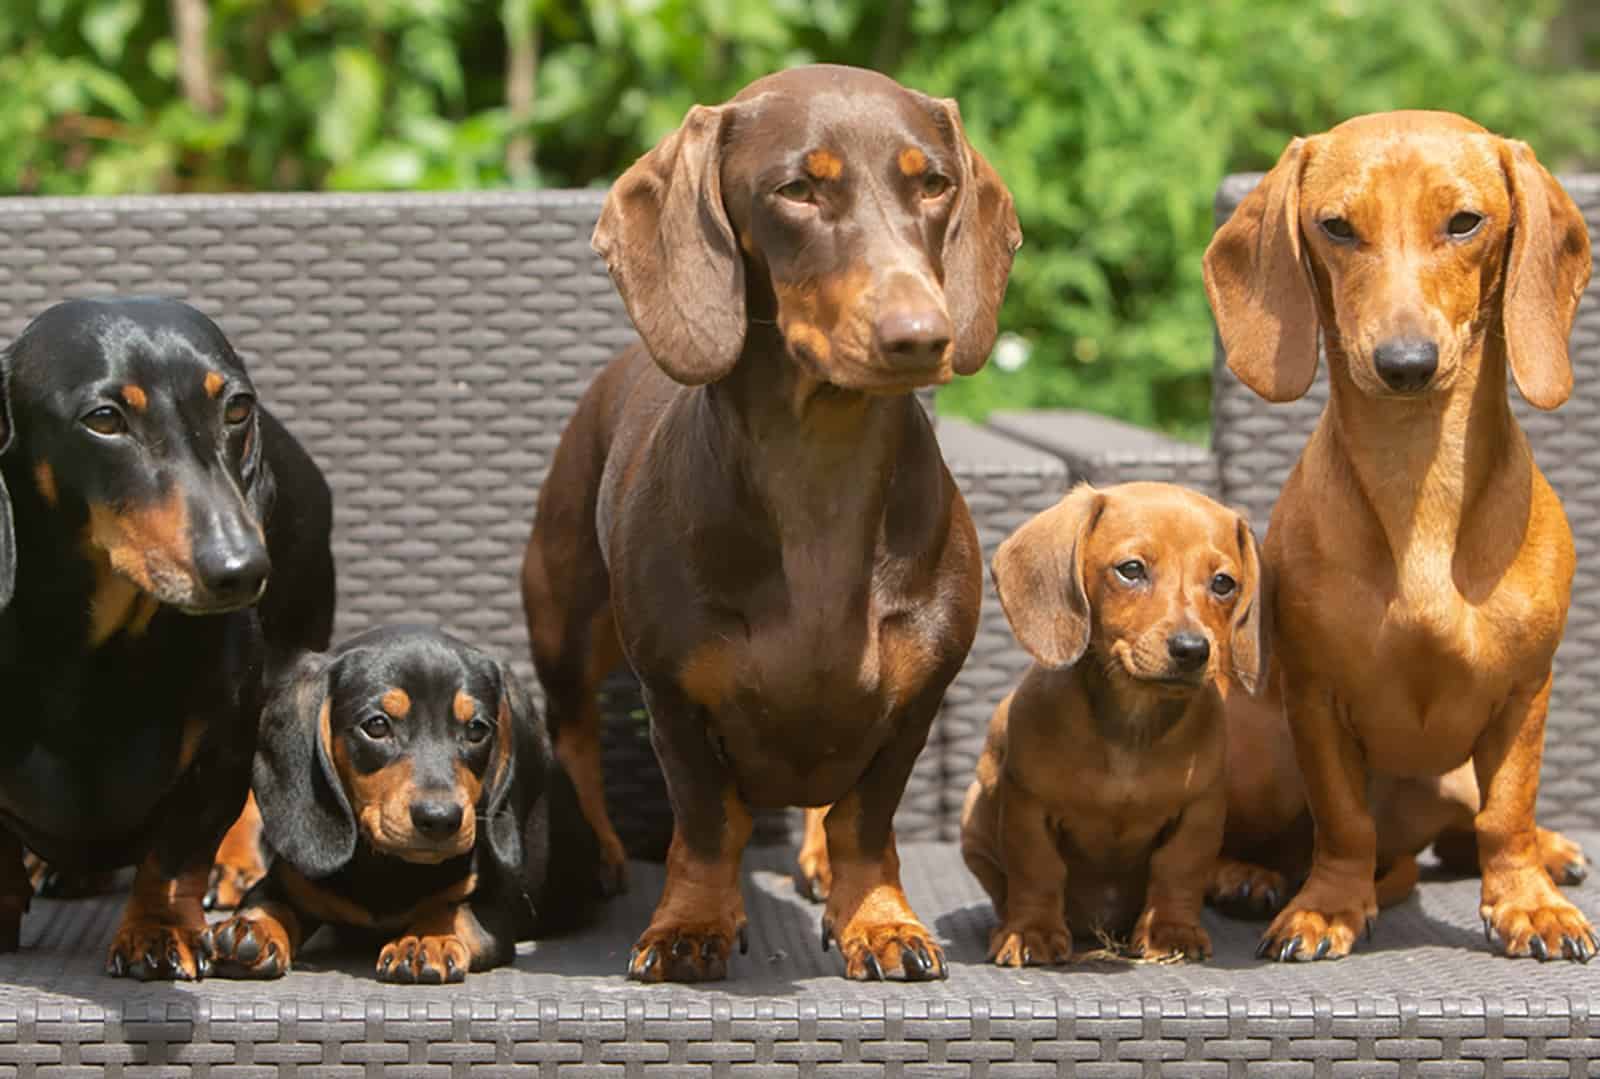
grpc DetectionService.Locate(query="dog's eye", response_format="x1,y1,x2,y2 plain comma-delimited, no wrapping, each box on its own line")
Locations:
1319,217,1357,243
1114,560,1146,584
224,393,255,425
1447,211,1484,238
463,718,493,745
1210,572,1238,598
81,406,128,436
360,715,392,740
920,173,952,200
776,179,816,204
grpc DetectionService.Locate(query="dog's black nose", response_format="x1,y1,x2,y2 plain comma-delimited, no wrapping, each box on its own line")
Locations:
874,308,952,370
411,800,464,840
1373,337,1439,393
194,543,270,606
1167,631,1210,670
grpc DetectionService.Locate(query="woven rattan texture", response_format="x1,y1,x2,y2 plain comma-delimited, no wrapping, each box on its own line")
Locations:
986,408,1221,500
0,842,1596,1073
1211,173,1600,830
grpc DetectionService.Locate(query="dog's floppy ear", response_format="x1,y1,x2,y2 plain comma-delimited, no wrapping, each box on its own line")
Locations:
1204,137,1321,403
934,98,1023,375
991,483,1104,668
592,104,745,386
481,662,536,879
0,347,16,613
1498,140,1591,411
1229,514,1269,695
252,649,355,879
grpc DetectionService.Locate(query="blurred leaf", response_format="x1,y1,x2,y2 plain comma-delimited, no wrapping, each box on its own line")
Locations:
314,46,384,163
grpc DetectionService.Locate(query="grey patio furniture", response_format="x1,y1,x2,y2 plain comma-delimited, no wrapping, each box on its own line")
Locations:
0,183,1592,1072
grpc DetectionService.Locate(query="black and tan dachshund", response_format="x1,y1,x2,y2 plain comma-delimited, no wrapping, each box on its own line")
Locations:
207,626,602,983
0,296,335,979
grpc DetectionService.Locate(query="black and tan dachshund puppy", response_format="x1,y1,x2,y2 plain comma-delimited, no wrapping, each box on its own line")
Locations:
208,626,602,983
0,297,335,979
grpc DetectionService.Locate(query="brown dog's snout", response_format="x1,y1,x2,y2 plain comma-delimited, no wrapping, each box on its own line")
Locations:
1166,630,1210,672
1372,336,1439,394
409,798,464,841
873,274,952,372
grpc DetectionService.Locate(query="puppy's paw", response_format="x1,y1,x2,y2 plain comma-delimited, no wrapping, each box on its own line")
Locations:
987,920,1071,968
204,863,260,912
378,932,471,984
1133,912,1211,961
206,913,292,979
106,921,212,981
1258,904,1371,962
597,834,630,898
1539,827,1589,887
1482,873,1597,962
795,848,832,904
627,918,748,983
1207,858,1286,920
825,911,947,981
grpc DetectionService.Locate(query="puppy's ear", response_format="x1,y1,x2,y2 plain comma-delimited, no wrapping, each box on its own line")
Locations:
592,105,745,386
933,98,1023,375
991,483,1103,668
0,348,16,612
481,662,536,880
1204,137,1321,403
252,650,355,878
1498,140,1591,411
1229,514,1269,695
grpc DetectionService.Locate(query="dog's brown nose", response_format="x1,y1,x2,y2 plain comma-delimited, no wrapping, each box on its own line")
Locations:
874,308,952,370
1167,631,1210,671
1373,337,1438,393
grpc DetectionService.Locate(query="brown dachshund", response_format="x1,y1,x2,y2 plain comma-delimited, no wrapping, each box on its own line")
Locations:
961,482,1264,965
521,65,1021,982
1203,110,1597,961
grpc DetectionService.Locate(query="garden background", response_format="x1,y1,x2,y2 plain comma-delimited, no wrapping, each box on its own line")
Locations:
8,0,1599,441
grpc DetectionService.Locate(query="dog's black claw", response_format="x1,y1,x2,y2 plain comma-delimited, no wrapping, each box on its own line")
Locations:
107,952,126,977
1255,935,1274,960
671,937,693,959
1365,916,1377,943
820,920,833,952
1313,937,1331,960
1530,935,1549,961
1233,882,1251,900
701,938,720,963
903,943,929,978
234,928,261,965
739,926,749,955
638,947,659,977
1567,861,1588,885
1263,888,1281,911
1277,936,1300,962
1484,916,1495,945
863,952,884,981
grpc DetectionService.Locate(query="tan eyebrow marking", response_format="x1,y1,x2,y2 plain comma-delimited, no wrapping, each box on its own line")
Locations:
121,385,147,412
380,688,411,719
898,147,928,177
804,150,843,181
204,372,225,398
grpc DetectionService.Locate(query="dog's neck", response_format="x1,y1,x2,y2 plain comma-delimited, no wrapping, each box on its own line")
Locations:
1322,333,1530,601
1079,658,1195,748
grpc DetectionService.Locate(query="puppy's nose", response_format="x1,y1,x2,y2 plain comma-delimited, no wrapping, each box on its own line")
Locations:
1167,631,1210,671
874,307,952,369
1373,337,1439,393
194,542,270,606
410,800,464,840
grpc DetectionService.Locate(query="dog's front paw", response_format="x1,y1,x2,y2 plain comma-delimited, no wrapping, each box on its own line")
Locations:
204,863,260,912
824,908,947,981
1539,828,1590,887
627,918,749,983
1482,873,1597,961
106,921,212,980
1207,857,1287,920
987,919,1071,967
1133,911,1211,961
206,913,292,979
1258,903,1372,962
378,932,471,984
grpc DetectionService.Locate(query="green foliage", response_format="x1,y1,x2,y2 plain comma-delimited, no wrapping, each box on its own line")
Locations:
3,0,1597,436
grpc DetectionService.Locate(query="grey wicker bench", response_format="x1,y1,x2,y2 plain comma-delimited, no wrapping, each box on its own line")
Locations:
0,186,1593,1073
